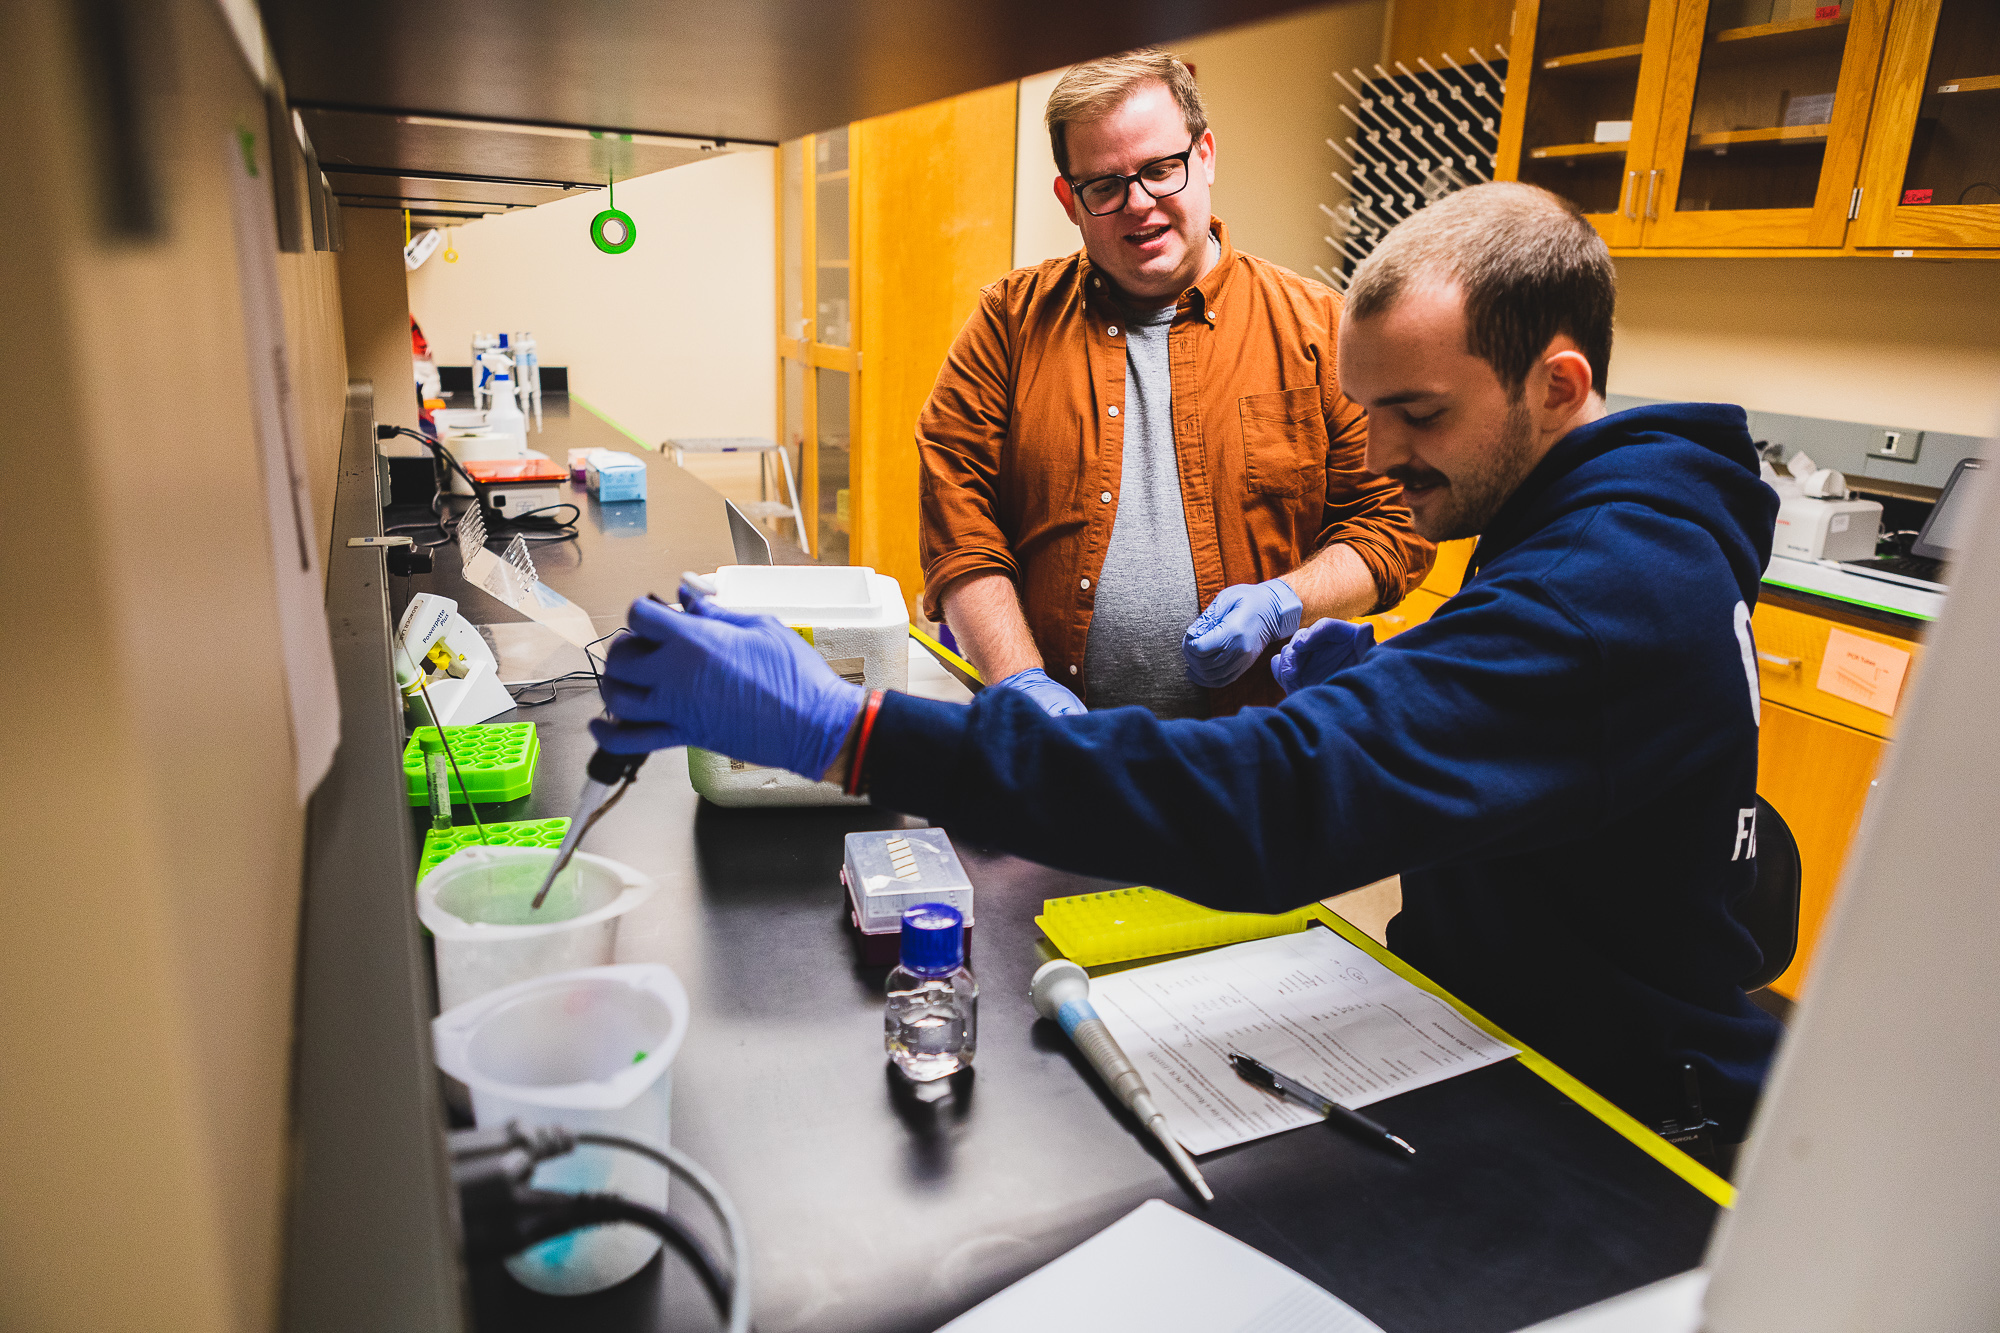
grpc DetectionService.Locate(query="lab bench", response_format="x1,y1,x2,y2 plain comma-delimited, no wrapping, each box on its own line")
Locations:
305,386,1726,1333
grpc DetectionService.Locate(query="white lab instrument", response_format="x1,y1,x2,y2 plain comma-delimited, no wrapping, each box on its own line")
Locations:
685,565,909,807
394,592,515,727
1030,959,1214,1203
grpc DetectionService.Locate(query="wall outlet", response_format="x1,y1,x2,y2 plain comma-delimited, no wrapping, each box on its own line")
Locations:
1872,429,1922,462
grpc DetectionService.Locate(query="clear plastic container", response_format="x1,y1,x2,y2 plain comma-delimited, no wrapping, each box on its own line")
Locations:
418,845,657,1011
885,903,977,1085
432,964,690,1296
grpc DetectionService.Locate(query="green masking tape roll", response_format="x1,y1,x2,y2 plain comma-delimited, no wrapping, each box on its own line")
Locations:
590,208,636,254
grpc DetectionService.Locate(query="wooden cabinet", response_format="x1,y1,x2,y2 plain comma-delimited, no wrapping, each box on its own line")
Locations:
1645,0,1892,248
1499,0,1998,255
1751,595,1921,996
776,89,1017,606
1497,0,1679,246
1851,0,2000,248
1756,701,1885,996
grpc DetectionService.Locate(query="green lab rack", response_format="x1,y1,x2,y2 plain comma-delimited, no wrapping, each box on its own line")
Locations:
417,817,571,886
1035,886,1319,967
403,723,540,806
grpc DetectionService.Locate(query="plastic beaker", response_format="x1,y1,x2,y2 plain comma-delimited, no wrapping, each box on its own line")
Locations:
419,846,657,1011
433,964,691,1295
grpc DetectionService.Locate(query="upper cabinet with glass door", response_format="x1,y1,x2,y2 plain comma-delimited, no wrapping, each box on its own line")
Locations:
1853,0,2000,248
1644,0,1893,247
1497,0,1679,246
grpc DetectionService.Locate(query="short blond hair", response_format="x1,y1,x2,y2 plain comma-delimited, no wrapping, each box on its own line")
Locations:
1045,49,1208,178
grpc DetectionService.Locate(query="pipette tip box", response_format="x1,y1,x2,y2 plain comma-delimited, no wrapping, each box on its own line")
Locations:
402,723,539,806
842,829,974,965
585,450,647,502
418,817,570,886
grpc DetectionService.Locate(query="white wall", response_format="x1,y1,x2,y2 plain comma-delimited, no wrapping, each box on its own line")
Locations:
1013,2,1389,281
1610,257,2000,438
407,149,776,445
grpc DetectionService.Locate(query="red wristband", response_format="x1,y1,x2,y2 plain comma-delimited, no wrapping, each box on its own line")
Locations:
843,690,886,797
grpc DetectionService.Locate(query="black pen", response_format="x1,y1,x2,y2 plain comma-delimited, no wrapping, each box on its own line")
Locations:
1228,1052,1416,1157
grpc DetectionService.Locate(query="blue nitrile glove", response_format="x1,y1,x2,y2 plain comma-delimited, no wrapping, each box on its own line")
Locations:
588,587,864,778
991,667,1086,717
1271,617,1377,696
1181,578,1305,688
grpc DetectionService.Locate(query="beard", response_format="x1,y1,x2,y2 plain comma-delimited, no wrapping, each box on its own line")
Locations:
1389,397,1537,543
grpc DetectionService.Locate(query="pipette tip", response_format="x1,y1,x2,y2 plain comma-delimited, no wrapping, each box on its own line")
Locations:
1387,1134,1416,1157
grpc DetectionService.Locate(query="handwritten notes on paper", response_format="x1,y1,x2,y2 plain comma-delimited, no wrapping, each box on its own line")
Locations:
1087,928,1516,1156
1817,627,1911,716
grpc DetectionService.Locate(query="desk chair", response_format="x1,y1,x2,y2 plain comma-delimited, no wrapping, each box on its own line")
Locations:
1738,796,1802,993
665,436,808,551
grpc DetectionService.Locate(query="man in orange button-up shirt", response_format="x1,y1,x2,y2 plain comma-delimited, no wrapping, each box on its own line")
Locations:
918,49,1432,719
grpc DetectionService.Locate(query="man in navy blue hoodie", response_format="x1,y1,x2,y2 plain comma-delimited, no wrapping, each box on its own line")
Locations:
592,182,1784,1141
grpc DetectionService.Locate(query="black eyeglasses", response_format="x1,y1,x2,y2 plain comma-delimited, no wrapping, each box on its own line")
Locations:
1068,138,1199,216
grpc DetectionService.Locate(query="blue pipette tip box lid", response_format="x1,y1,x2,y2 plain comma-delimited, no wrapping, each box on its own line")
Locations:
842,829,973,965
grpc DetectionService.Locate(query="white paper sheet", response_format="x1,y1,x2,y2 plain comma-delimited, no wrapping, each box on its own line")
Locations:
1089,927,1517,1156
937,1199,1384,1333
226,130,340,803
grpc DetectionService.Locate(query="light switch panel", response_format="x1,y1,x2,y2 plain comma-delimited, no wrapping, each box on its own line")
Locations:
1872,430,1922,462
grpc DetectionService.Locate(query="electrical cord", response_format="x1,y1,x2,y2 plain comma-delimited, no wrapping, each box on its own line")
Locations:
448,1122,751,1332
503,626,627,705
376,424,580,546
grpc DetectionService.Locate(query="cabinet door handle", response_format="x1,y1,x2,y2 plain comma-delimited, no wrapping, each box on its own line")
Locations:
1621,170,1638,218
1643,169,1661,220
1757,651,1802,669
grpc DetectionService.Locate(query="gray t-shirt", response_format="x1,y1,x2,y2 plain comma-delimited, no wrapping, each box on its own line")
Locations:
1082,302,1204,717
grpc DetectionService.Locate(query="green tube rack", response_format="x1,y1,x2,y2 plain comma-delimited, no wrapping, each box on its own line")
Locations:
403,723,540,806
417,817,571,886
1035,886,1319,967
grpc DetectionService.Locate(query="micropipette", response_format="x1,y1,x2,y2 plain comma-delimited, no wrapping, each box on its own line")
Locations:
1030,959,1214,1203
529,574,717,909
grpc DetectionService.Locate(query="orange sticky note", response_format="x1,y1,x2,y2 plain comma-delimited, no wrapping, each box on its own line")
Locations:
1816,628,1911,716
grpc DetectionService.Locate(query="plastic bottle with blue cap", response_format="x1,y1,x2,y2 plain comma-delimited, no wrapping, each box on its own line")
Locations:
885,903,977,1086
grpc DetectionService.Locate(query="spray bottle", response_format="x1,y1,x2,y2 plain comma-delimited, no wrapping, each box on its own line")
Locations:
480,349,527,454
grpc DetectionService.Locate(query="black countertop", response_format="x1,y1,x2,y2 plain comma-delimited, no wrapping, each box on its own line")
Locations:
389,404,1719,1333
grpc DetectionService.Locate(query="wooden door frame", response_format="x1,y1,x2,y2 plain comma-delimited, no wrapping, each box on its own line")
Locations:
1642,0,1893,249
1853,0,2000,248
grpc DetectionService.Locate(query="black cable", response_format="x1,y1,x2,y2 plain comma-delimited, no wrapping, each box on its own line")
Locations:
503,1190,733,1316
1956,182,1999,205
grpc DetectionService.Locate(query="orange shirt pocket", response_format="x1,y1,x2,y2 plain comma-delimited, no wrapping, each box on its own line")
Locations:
1238,387,1328,499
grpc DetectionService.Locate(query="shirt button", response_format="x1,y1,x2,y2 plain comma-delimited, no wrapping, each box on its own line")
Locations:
1206,310,1217,322
1108,405,1120,417
1080,577,1091,589
1100,490,1112,503
1107,325,1119,337
1069,665,1078,675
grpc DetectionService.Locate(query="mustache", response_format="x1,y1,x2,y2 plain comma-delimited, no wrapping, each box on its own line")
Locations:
1385,463,1448,490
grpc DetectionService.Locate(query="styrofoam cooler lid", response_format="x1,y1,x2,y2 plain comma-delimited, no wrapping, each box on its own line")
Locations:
433,963,690,1111
712,564,905,627
419,846,657,940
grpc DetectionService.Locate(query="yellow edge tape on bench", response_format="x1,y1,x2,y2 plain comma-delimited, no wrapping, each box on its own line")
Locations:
908,625,984,687
1306,906,1736,1209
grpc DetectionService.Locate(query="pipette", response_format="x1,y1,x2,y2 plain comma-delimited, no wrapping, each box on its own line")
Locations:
1030,959,1214,1203
529,575,716,909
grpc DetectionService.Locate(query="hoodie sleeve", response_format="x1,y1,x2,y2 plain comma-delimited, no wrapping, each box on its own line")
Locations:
866,549,1618,912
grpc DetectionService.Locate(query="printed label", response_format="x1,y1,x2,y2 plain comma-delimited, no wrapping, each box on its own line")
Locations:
1902,188,1933,205
1814,4,1839,18
1816,627,1911,716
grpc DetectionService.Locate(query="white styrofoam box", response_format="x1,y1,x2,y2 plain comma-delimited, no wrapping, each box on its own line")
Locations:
687,565,909,806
